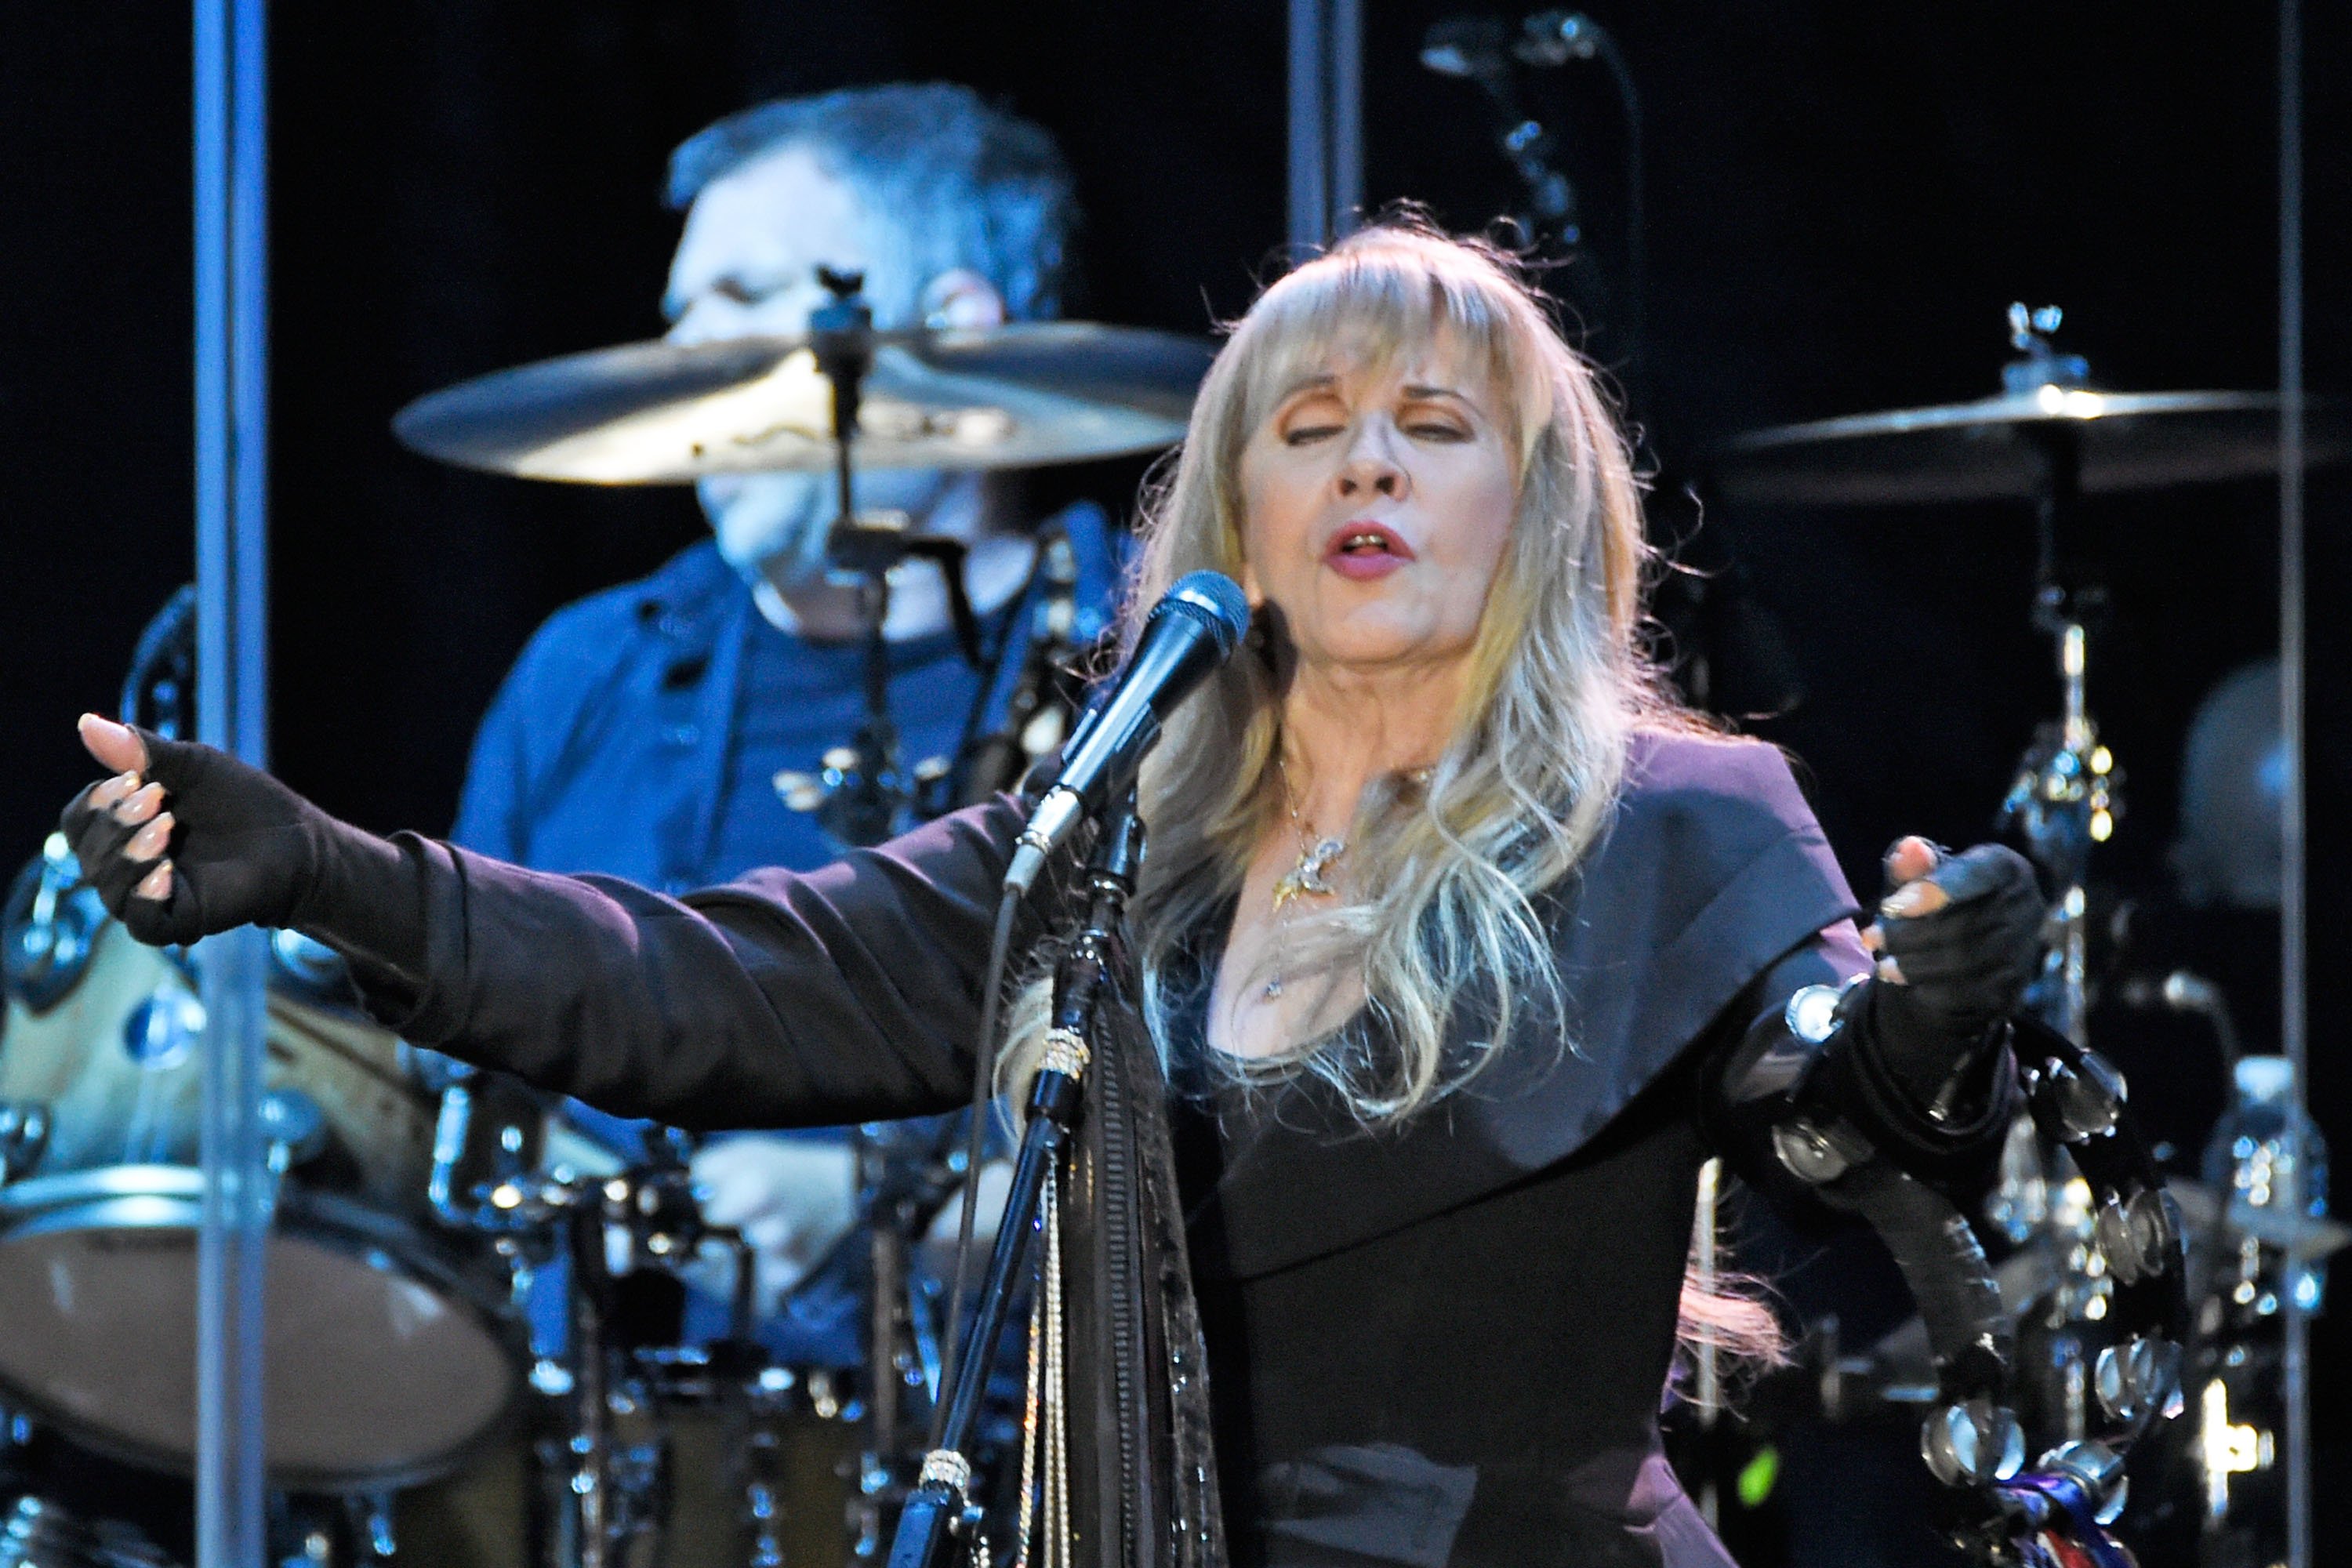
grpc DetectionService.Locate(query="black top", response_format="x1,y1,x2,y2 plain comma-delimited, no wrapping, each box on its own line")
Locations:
1175,1054,1738,1568
361,731,1871,1568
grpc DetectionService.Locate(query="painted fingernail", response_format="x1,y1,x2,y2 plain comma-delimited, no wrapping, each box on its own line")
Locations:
93,773,136,808
1876,954,1907,985
113,783,165,826
1881,881,1951,919
134,861,172,902
128,814,174,859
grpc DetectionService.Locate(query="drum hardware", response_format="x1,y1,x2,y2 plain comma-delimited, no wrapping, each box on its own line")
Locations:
1719,300,2259,1062
256,1089,328,1176
706,268,973,851
848,1119,978,1560
816,269,917,853
948,522,1088,811
428,1073,552,1233
267,931,354,1003
763,267,1069,851
430,1133,801,1568
115,586,196,745
3,838,108,1017
395,270,1170,850
0,1496,176,1568
0,1109,48,1185
1977,312,2157,1493
2118,968,2243,1069
775,518,1094,832
1707,381,2351,511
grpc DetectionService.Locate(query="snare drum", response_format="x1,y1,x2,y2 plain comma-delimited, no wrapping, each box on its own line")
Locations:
0,906,524,1491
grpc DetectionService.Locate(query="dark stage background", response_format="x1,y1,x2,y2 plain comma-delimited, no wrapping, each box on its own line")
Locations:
2,2,2347,1560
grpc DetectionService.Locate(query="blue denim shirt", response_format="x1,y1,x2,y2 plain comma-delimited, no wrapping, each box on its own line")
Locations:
452,503,1120,890
448,503,1120,1361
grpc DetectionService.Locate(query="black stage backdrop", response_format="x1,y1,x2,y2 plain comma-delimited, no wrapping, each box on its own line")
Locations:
2,1,2347,1552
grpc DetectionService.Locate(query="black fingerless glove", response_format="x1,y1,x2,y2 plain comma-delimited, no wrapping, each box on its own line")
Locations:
1786,844,2043,1199
60,728,428,978
1868,843,2045,1105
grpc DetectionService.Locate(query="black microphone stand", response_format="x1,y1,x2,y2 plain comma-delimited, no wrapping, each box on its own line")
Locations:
887,796,1145,1568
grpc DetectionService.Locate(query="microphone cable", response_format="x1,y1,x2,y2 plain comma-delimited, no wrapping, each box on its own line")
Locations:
930,880,1024,1447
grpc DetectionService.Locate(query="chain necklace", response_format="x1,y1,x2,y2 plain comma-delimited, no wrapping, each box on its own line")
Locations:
1264,760,1346,999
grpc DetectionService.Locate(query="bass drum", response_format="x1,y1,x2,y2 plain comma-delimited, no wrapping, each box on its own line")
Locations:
0,851,524,1492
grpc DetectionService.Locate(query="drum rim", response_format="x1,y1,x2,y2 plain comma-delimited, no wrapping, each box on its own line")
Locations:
0,1167,528,1492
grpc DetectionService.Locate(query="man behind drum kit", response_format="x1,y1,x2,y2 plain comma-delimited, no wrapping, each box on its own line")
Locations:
447,83,1123,1359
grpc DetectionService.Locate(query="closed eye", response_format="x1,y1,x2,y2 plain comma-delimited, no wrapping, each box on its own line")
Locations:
666,275,814,325
1283,423,1345,445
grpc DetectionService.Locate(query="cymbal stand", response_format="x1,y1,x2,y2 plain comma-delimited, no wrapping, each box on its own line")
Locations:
804,268,987,849
806,266,906,851
1991,308,2131,1448
1995,306,2121,1047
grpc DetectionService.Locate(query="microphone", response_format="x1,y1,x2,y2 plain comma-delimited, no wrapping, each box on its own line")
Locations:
1002,571,1250,895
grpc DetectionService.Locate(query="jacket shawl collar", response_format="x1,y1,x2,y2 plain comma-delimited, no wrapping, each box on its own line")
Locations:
1186,731,1862,1283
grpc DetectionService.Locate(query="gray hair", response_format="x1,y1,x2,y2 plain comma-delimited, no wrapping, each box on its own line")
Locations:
666,82,1076,326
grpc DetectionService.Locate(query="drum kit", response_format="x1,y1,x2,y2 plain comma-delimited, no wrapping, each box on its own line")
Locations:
1696,307,2348,1561
0,268,2340,1568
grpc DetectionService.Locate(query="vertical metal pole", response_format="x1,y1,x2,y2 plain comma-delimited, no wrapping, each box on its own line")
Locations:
1287,0,1328,253
1327,0,1363,239
2275,2,2309,1564
194,0,272,1565
1287,0,1363,252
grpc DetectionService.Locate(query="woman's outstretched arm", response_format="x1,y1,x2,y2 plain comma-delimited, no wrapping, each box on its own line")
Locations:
62,714,1038,1131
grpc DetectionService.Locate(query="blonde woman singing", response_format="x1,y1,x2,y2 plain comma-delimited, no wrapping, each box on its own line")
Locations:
64,222,2042,1568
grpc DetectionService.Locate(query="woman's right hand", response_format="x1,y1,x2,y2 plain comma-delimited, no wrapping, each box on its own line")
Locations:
62,713,336,946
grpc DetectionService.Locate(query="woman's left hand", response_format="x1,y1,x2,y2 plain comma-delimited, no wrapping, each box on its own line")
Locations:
1863,835,2045,1039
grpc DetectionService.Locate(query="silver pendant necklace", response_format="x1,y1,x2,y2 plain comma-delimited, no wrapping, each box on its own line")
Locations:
1264,761,1345,999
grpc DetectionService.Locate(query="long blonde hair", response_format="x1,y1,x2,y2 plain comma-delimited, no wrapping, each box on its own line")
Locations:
1110,220,1687,1119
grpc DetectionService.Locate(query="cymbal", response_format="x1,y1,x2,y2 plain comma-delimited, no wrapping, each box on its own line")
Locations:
1709,388,2352,507
392,322,1217,482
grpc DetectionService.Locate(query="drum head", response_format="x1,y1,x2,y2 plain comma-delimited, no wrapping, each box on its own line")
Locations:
0,1185,517,1490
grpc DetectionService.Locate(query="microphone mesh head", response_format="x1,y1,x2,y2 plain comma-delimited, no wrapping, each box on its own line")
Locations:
1163,571,1250,653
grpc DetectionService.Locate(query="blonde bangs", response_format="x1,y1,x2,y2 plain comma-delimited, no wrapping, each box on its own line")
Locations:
1221,234,1555,481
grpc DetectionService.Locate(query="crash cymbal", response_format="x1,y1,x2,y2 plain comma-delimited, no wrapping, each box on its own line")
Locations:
393,322,1216,482
1710,388,2352,507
